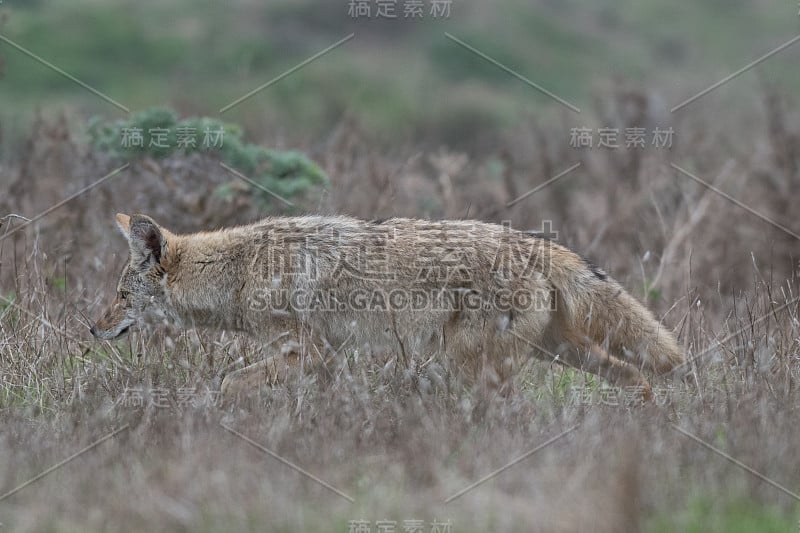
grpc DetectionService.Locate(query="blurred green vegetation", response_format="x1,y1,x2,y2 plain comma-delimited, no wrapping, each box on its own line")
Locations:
89,107,328,204
0,0,797,146
648,495,799,533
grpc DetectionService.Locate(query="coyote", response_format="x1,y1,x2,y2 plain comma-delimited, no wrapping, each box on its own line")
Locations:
91,213,684,399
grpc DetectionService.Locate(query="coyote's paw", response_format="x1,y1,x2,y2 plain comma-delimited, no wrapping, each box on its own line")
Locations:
220,367,267,400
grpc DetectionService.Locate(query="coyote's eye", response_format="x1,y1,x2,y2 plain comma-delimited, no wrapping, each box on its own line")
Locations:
119,291,129,301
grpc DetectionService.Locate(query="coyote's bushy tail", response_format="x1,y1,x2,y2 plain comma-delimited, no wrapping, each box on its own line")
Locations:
547,251,685,373
587,280,684,372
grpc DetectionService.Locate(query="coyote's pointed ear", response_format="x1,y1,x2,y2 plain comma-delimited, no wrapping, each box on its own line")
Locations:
115,213,131,238
128,214,165,269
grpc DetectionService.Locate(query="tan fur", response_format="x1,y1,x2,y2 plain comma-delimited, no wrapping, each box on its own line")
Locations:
91,214,684,399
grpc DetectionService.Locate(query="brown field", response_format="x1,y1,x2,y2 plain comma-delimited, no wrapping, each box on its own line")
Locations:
1,82,799,532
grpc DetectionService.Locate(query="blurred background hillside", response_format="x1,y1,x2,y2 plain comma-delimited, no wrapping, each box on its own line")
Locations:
0,0,797,149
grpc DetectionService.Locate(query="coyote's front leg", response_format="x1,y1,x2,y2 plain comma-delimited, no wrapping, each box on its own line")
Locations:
221,350,303,399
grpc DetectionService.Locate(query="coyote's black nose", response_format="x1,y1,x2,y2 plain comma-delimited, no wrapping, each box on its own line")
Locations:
89,325,98,338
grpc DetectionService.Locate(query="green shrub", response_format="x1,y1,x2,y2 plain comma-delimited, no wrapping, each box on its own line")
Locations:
87,107,328,206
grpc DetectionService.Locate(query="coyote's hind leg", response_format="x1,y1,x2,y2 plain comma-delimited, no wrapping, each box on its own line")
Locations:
558,344,652,401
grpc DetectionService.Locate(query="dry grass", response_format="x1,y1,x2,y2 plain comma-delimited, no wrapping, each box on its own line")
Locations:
1,87,799,532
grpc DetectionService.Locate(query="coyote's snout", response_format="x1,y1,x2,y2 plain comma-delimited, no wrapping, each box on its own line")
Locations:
92,213,684,399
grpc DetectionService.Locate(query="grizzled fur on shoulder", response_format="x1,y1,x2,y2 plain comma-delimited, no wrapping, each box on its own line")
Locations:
92,213,684,400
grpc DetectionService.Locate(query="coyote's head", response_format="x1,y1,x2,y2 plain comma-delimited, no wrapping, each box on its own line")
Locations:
90,214,174,340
